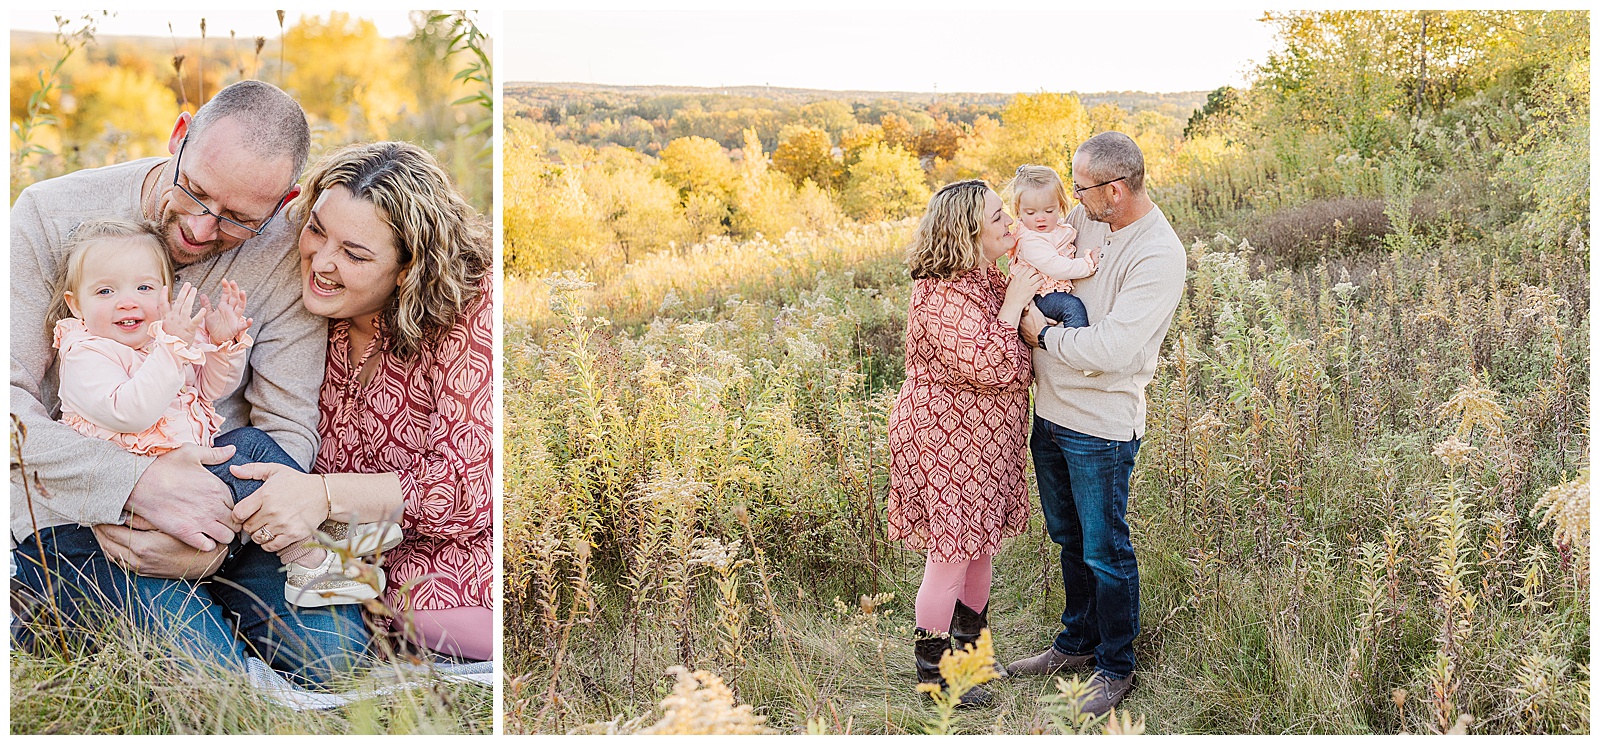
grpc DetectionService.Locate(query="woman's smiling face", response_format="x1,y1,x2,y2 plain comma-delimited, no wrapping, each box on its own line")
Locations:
298,185,406,325
978,189,1017,263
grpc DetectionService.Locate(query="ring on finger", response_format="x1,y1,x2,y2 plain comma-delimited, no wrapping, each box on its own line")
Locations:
253,527,274,543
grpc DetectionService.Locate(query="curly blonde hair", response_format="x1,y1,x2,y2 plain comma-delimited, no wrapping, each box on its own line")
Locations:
292,142,491,360
906,179,992,280
47,218,172,334
1003,164,1070,218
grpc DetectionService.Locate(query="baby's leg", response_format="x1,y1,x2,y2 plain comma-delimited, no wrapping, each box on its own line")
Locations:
209,427,326,569
1033,291,1089,328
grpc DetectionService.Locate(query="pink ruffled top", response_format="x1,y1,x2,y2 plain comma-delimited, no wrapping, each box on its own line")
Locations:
52,317,253,456
1007,221,1096,294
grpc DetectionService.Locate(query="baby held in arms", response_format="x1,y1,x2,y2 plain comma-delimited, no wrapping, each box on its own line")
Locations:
1004,164,1099,327
48,218,397,608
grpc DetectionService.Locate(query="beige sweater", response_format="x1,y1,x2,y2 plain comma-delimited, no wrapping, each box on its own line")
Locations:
1033,204,1187,441
10,157,326,543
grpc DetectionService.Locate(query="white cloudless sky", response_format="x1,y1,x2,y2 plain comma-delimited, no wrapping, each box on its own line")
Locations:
505,8,1280,94
10,10,421,40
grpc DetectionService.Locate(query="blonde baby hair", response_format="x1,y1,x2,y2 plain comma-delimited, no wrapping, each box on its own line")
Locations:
1003,164,1071,219
47,218,173,334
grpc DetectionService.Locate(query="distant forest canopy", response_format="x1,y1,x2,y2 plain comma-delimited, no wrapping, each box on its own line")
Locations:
505,82,1206,154
504,10,1587,279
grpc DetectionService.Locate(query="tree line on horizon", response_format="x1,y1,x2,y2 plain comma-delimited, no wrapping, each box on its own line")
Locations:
504,10,1586,279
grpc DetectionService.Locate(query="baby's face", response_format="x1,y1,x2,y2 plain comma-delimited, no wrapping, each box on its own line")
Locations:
1017,188,1064,233
65,238,168,348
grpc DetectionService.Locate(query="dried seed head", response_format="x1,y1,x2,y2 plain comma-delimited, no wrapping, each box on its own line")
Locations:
1432,436,1476,468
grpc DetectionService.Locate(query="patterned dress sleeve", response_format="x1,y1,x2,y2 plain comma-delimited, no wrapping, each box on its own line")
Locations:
395,290,494,541
922,273,1030,391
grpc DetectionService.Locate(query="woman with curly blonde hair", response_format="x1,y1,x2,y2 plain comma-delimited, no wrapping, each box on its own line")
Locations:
230,141,494,661
887,179,1044,705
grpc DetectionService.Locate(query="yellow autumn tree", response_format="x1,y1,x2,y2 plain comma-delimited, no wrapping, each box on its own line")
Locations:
657,135,736,203
772,124,840,189
976,92,1094,182
840,142,930,222
282,12,416,140
68,63,180,164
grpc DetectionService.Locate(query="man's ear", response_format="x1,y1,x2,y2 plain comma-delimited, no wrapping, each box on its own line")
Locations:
167,111,194,155
64,291,82,319
278,185,302,211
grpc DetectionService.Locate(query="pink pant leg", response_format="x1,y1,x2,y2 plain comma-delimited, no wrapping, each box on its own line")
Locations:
957,553,993,611
395,606,494,661
915,556,971,632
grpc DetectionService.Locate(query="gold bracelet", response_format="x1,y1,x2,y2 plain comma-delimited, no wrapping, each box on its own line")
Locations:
321,474,334,521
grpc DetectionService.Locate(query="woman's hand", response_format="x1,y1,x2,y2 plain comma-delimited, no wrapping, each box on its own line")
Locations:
158,283,206,346
1000,265,1048,326
229,463,330,555
93,516,228,580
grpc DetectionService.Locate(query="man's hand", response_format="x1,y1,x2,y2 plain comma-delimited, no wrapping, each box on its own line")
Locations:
93,519,228,580
1021,301,1049,348
125,444,241,551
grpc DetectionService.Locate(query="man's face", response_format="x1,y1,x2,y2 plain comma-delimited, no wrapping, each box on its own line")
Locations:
153,117,297,266
1070,154,1118,223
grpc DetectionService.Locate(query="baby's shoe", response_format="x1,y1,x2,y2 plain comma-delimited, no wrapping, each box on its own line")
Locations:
283,521,403,608
284,550,384,608
319,520,403,557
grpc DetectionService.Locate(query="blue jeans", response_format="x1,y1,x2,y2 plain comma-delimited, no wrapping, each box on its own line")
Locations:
1030,416,1141,679
208,426,303,504
11,428,368,686
1035,291,1089,327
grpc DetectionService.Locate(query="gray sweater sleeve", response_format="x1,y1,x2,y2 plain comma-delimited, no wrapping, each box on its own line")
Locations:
237,240,324,469
9,189,148,535
1044,237,1187,374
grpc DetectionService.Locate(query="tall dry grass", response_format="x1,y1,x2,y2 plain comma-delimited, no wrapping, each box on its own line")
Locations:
503,218,1587,733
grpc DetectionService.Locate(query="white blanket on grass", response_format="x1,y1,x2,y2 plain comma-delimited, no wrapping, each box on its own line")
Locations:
245,657,493,711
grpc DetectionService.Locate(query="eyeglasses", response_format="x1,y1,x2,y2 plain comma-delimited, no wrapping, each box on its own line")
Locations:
1071,176,1127,197
170,136,288,239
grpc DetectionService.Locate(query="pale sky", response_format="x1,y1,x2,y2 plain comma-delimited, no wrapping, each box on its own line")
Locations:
505,8,1279,94
10,10,422,40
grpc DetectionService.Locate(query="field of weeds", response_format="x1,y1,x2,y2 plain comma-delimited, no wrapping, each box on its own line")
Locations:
502,219,1588,734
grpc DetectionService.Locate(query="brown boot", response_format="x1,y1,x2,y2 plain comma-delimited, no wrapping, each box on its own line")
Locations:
1080,671,1135,716
949,600,1008,679
1005,643,1095,677
915,628,992,707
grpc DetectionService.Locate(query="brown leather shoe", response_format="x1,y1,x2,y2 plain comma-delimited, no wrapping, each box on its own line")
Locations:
1080,671,1135,716
1005,644,1095,677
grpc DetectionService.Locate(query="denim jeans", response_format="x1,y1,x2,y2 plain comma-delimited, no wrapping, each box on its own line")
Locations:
1029,416,1141,679
1034,291,1089,328
11,428,368,685
208,426,304,503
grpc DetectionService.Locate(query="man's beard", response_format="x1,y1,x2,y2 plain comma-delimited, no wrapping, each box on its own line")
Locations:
160,209,227,266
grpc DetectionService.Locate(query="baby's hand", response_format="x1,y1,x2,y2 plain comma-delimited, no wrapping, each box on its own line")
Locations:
158,283,206,346
203,279,253,344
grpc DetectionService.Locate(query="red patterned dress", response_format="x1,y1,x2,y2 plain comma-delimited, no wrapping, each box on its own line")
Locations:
316,279,494,616
886,264,1033,562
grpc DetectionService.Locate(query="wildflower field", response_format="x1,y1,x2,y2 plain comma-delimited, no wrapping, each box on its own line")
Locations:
503,12,1588,733
504,216,1587,734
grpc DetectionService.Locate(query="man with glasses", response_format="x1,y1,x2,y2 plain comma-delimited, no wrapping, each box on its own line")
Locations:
1005,132,1187,715
10,80,365,683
